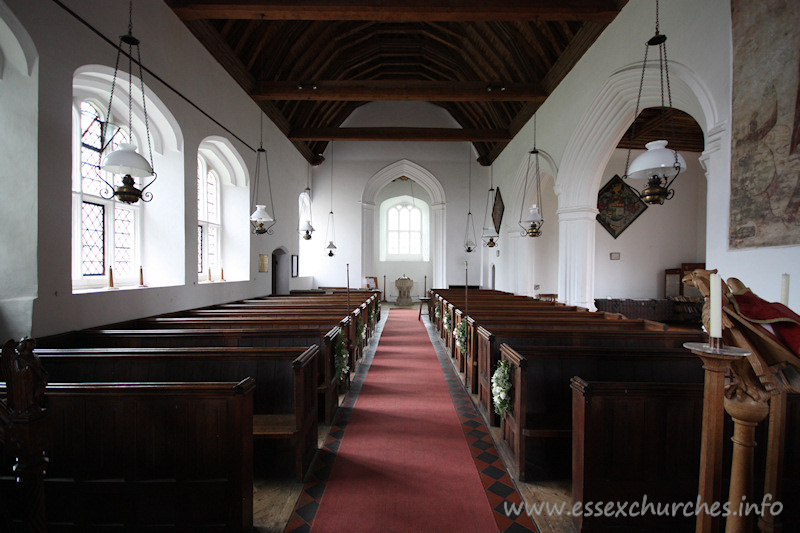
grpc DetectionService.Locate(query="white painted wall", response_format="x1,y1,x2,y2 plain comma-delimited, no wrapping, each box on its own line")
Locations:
3,0,308,338
4,0,798,342
489,0,799,309
594,149,707,299
0,3,38,340
300,100,488,291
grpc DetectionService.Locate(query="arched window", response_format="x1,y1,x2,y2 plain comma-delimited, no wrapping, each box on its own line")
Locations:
197,154,221,277
71,100,140,288
379,195,430,262
387,203,422,255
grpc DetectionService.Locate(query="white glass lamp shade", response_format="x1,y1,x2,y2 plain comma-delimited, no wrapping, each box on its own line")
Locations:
299,220,314,232
627,140,687,181
465,239,476,250
521,204,543,224
326,241,337,250
250,204,273,223
101,143,153,177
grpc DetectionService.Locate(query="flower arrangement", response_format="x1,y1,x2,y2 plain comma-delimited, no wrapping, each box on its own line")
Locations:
335,328,350,382
443,308,451,334
357,317,366,345
434,301,441,321
455,316,469,357
491,360,512,418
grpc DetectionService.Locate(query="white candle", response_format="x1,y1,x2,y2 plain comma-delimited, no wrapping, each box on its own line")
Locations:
781,273,790,306
709,273,722,338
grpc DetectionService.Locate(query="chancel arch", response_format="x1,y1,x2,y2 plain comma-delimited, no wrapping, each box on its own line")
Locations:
361,160,446,291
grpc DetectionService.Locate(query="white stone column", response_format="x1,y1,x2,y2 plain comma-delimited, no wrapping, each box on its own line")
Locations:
431,202,446,288
698,122,729,268
360,201,375,280
557,206,599,310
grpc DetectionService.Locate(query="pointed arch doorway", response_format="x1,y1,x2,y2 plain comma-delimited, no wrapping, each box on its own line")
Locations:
271,247,291,295
361,160,447,289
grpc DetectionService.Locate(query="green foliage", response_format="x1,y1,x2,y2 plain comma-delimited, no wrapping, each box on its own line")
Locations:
491,360,512,418
434,301,441,320
357,317,366,345
335,328,350,382
455,317,469,358
443,308,451,334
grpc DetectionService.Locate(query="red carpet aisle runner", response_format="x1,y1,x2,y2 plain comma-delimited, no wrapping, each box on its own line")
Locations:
284,308,538,533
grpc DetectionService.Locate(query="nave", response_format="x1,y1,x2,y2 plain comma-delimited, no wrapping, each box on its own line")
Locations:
282,307,538,533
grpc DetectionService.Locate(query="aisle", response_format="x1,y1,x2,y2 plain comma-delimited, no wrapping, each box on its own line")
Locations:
284,308,538,533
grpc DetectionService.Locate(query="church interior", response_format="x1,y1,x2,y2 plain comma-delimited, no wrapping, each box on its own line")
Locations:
1,0,799,531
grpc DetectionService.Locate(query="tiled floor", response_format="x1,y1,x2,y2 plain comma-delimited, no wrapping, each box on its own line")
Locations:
283,305,539,532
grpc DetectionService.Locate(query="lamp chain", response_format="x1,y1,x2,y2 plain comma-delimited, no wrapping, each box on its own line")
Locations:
622,33,650,178
467,143,472,214
661,25,679,168
105,38,123,148
128,0,133,36
136,39,154,172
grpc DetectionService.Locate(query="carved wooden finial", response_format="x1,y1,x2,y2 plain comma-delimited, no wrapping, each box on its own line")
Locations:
1,337,49,418
682,268,734,335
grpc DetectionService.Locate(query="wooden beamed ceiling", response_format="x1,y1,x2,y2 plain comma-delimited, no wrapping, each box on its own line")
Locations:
166,1,631,166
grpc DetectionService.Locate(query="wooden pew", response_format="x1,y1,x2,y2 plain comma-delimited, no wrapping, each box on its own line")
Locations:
38,325,342,426
33,346,319,481
477,325,706,426
571,380,800,531
1,380,255,532
451,311,625,389
499,344,704,481
570,378,704,532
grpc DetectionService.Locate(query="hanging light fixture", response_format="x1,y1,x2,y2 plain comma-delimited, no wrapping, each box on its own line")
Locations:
481,165,499,248
99,0,156,204
325,142,337,257
249,111,276,235
299,164,315,240
519,116,544,238
622,0,686,205
464,144,477,253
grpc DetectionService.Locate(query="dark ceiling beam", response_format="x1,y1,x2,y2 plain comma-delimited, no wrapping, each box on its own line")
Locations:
167,1,622,22
289,127,512,142
252,81,546,102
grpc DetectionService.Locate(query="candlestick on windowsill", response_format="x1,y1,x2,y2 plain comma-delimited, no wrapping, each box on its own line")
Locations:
220,267,225,282
139,266,147,287
106,267,119,290
208,268,212,282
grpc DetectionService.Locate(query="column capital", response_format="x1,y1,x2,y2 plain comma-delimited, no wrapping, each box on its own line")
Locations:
557,205,599,222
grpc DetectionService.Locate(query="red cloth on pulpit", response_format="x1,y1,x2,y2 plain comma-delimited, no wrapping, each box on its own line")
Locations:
728,289,800,357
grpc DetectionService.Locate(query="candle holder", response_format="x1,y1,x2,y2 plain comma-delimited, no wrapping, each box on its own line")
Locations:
684,340,751,533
